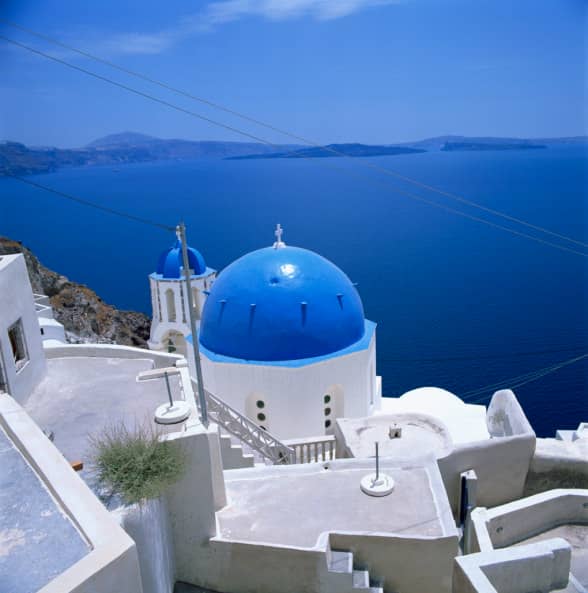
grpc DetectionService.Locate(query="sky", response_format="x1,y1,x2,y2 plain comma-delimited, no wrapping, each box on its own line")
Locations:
0,0,586,147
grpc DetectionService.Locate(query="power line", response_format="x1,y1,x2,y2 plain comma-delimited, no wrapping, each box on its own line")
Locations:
380,346,585,364
1,34,587,258
2,19,586,251
5,174,175,231
460,352,588,403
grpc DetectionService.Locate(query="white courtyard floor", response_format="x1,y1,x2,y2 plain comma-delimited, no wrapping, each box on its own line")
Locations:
217,464,447,548
24,356,183,505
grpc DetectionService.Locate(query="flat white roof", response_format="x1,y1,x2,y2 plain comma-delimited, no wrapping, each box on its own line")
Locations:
216,457,456,549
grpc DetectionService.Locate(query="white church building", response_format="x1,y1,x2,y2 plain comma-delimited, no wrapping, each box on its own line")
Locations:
151,226,381,439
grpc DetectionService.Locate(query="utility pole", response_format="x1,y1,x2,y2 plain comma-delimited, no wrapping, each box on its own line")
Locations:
178,222,209,427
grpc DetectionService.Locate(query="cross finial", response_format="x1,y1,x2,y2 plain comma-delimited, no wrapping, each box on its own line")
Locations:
273,223,286,249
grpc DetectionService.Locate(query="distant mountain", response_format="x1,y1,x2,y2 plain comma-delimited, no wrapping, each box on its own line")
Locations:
226,143,425,160
0,132,585,176
0,134,302,176
86,131,157,148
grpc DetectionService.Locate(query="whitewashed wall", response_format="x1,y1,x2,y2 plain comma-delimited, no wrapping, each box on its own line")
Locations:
0,254,46,403
197,334,379,439
116,498,175,593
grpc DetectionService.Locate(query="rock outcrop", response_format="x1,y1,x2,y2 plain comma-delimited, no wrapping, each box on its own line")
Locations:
0,237,151,347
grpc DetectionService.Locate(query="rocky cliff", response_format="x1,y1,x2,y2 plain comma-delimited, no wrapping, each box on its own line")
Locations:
0,237,151,346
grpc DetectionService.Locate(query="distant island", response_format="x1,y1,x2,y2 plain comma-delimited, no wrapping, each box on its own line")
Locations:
226,143,425,160
441,141,546,152
0,131,585,176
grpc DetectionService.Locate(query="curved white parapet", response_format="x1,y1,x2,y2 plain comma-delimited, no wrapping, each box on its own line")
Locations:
43,341,182,368
379,387,490,444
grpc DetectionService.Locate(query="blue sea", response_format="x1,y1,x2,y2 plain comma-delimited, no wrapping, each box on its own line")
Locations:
1,147,586,436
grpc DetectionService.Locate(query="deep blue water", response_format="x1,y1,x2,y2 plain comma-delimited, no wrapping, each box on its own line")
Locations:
1,147,586,436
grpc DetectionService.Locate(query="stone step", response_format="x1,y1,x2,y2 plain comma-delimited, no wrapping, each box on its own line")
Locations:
328,550,353,574
352,570,369,589
219,434,255,469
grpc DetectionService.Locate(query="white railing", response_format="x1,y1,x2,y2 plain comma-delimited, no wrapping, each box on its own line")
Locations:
284,435,337,464
190,381,337,465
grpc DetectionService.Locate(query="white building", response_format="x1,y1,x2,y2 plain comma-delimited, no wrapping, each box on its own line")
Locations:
0,254,46,403
184,226,381,439
148,235,216,355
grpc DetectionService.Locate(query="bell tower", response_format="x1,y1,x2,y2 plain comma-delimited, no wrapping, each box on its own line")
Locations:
148,232,216,354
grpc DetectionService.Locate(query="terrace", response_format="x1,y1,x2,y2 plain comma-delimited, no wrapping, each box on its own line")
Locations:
216,456,456,549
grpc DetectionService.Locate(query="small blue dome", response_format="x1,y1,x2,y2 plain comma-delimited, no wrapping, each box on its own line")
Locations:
200,246,365,361
156,240,206,278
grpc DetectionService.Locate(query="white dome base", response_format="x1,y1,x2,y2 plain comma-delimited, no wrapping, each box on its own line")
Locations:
360,473,395,497
155,401,191,425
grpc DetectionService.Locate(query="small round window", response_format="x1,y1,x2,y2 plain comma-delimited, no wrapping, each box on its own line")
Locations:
257,412,266,422
256,400,265,409
325,419,332,429
324,394,331,404
324,407,331,416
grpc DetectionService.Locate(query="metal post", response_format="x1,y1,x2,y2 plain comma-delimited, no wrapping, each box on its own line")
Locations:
178,222,209,426
163,371,173,407
375,441,379,481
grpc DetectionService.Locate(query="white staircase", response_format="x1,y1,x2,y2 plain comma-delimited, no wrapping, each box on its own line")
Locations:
327,550,385,593
218,432,255,470
193,382,296,464
195,381,337,466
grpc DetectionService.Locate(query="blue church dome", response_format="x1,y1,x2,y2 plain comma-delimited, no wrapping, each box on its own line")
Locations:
156,239,207,279
199,244,365,361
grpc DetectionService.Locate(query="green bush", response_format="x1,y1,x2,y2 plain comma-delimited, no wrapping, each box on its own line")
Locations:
91,422,186,505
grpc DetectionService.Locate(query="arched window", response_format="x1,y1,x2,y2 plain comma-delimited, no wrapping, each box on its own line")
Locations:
165,288,176,322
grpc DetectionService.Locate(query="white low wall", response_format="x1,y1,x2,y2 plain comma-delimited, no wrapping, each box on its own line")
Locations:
438,434,535,517
470,488,588,552
0,393,143,593
206,539,330,593
525,436,588,495
453,539,571,593
39,318,66,343
330,532,457,593
438,390,536,517
44,342,181,368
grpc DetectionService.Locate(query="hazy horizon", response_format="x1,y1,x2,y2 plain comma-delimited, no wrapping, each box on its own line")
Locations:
2,130,588,151
1,0,585,147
